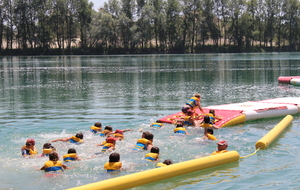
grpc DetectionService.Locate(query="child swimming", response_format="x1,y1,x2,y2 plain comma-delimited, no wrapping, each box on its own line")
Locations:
104,153,123,172
51,132,84,144
132,131,154,151
144,146,159,162
40,151,70,173
21,139,38,158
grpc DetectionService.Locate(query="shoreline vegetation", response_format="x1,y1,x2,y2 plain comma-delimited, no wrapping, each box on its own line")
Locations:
0,44,289,56
1,0,300,56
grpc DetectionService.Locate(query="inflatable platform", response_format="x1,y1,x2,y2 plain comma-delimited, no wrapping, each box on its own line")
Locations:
158,97,300,128
278,76,300,85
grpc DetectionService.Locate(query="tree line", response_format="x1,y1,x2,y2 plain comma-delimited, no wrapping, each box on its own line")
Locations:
1,0,300,55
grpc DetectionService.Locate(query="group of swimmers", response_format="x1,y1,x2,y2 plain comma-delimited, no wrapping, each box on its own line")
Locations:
21,93,230,173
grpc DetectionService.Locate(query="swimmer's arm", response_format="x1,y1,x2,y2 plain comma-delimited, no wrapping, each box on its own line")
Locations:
96,141,106,146
196,99,204,113
212,125,220,129
62,164,71,170
50,137,71,142
21,150,28,157
40,166,46,170
119,163,123,170
147,144,153,150
198,106,205,113
123,129,134,132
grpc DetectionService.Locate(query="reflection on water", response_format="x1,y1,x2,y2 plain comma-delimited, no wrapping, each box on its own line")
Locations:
1,53,300,189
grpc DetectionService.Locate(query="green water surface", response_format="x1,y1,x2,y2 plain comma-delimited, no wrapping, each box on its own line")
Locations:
0,53,300,190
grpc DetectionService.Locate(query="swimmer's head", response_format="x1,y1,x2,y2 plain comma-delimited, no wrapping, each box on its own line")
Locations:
109,152,120,162
75,133,83,139
49,151,59,161
94,122,102,128
176,123,183,128
104,126,113,131
194,93,201,98
68,148,77,154
163,159,173,165
150,146,159,154
203,115,210,123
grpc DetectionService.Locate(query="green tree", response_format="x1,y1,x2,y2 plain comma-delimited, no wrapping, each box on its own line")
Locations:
181,0,201,52
264,0,280,49
76,0,93,49
227,0,246,51
136,4,156,50
165,0,182,52
282,0,300,51
150,0,166,52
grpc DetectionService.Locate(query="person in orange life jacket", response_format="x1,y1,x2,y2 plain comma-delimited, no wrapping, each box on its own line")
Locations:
50,132,84,144
202,127,217,141
132,131,154,151
21,139,38,158
90,122,102,134
144,146,159,162
156,159,173,168
211,141,229,155
200,116,220,129
63,148,81,162
41,143,56,157
97,136,120,153
113,129,134,140
104,152,123,172
100,126,113,137
181,93,205,116
40,151,70,173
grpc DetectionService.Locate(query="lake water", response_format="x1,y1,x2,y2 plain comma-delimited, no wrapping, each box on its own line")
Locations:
1,53,300,190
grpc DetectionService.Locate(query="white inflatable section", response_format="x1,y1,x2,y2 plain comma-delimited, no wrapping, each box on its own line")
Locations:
290,78,300,85
205,97,300,121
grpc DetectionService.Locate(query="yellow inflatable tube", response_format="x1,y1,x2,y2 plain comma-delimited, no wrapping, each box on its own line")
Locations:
67,151,240,190
255,115,293,149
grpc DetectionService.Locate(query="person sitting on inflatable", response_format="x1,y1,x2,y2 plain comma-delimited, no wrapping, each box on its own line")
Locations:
132,131,153,151
200,116,220,129
150,120,164,129
99,126,113,137
174,123,189,134
63,148,81,162
104,153,123,172
205,109,222,124
40,151,70,173
145,146,160,162
21,139,38,158
156,159,173,168
50,132,84,144
90,122,102,134
211,141,229,155
41,143,56,157
181,93,205,116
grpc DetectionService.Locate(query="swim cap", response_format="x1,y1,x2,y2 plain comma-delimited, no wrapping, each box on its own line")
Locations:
217,140,228,146
106,137,118,143
115,129,123,134
26,139,35,146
